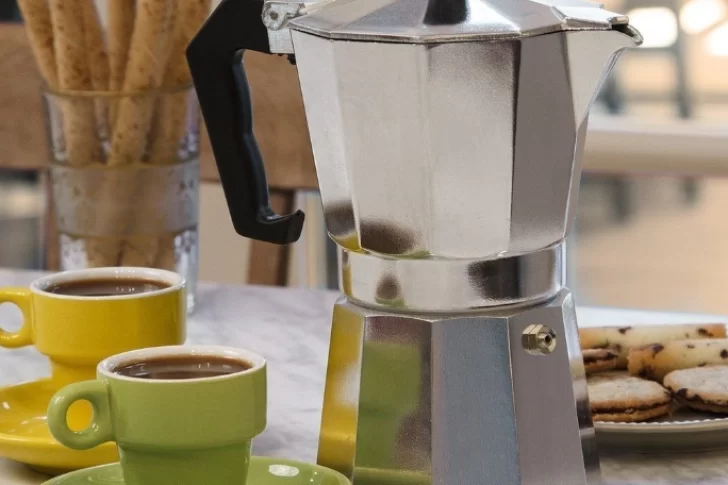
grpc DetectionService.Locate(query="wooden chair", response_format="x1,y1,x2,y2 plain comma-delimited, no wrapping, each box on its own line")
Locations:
0,23,318,286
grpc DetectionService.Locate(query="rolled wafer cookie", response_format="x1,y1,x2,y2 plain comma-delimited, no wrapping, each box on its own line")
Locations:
82,1,110,136
17,0,57,88
108,0,135,93
120,0,211,267
82,1,109,92
100,0,176,266
149,0,211,162
107,0,136,128
50,0,101,165
579,324,726,368
109,0,176,166
50,0,110,266
50,0,92,98
628,338,728,382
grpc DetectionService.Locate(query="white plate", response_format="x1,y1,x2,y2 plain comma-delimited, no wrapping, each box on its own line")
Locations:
595,403,728,453
578,308,728,453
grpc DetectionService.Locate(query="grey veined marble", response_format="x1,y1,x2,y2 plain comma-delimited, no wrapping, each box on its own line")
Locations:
0,269,727,484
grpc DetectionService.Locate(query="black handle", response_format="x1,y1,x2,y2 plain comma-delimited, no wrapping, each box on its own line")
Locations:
187,0,305,245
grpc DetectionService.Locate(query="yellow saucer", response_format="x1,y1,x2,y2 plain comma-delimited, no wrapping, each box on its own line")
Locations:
0,379,117,475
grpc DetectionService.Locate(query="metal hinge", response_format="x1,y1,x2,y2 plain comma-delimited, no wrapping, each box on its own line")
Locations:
262,0,333,54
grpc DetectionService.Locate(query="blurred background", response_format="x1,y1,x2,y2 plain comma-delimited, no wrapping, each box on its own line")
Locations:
1,0,728,314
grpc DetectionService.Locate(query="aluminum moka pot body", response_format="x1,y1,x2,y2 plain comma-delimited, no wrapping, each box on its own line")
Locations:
187,1,641,483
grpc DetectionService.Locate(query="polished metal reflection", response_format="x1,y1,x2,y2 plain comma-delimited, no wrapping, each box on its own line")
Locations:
317,291,598,485
291,26,640,259
340,244,564,312
288,0,641,43
255,0,642,483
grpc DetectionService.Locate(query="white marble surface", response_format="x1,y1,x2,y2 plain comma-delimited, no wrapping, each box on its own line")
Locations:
0,269,728,484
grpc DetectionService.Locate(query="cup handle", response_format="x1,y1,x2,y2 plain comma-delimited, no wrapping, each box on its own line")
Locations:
48,381,114,450
0,288,32,348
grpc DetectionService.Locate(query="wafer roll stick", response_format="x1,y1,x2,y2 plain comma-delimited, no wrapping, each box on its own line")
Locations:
149,0,210,162
82,1,110,136
106,0,175,267
83,1,109,92
109,0,175,166
141,0,211,269
108,0,135,91
122,0,210,267
50,0,101,165
50,0,113,267
108,0,135,126
17,0,57,88
16,0,115,268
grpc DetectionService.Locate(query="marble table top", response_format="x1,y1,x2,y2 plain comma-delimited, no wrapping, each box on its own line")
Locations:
0,269,727,484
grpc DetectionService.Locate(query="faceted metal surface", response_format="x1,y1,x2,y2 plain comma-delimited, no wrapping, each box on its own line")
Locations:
288,0,640,43
292,28,639,259
317,290,599,485
339,244,564,312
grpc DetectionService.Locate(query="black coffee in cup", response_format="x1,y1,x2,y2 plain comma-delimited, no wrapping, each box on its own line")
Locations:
46,278,170,297
113,355,252,380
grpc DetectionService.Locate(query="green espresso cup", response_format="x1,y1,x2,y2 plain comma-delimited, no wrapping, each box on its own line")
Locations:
47,345,267,485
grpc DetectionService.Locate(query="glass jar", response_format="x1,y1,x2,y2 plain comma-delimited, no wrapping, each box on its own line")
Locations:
44,87,200,311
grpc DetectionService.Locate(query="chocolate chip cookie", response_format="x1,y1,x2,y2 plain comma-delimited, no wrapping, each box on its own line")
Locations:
588,371,672,422
664,366,728,414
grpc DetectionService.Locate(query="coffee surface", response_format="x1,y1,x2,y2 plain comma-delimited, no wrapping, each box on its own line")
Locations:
46,278,169,297
113,355,251,380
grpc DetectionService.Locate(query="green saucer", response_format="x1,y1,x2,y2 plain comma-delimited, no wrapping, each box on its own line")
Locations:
43,456,350,485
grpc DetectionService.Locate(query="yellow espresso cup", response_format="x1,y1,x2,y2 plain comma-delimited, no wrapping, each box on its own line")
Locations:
0,267,186,386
